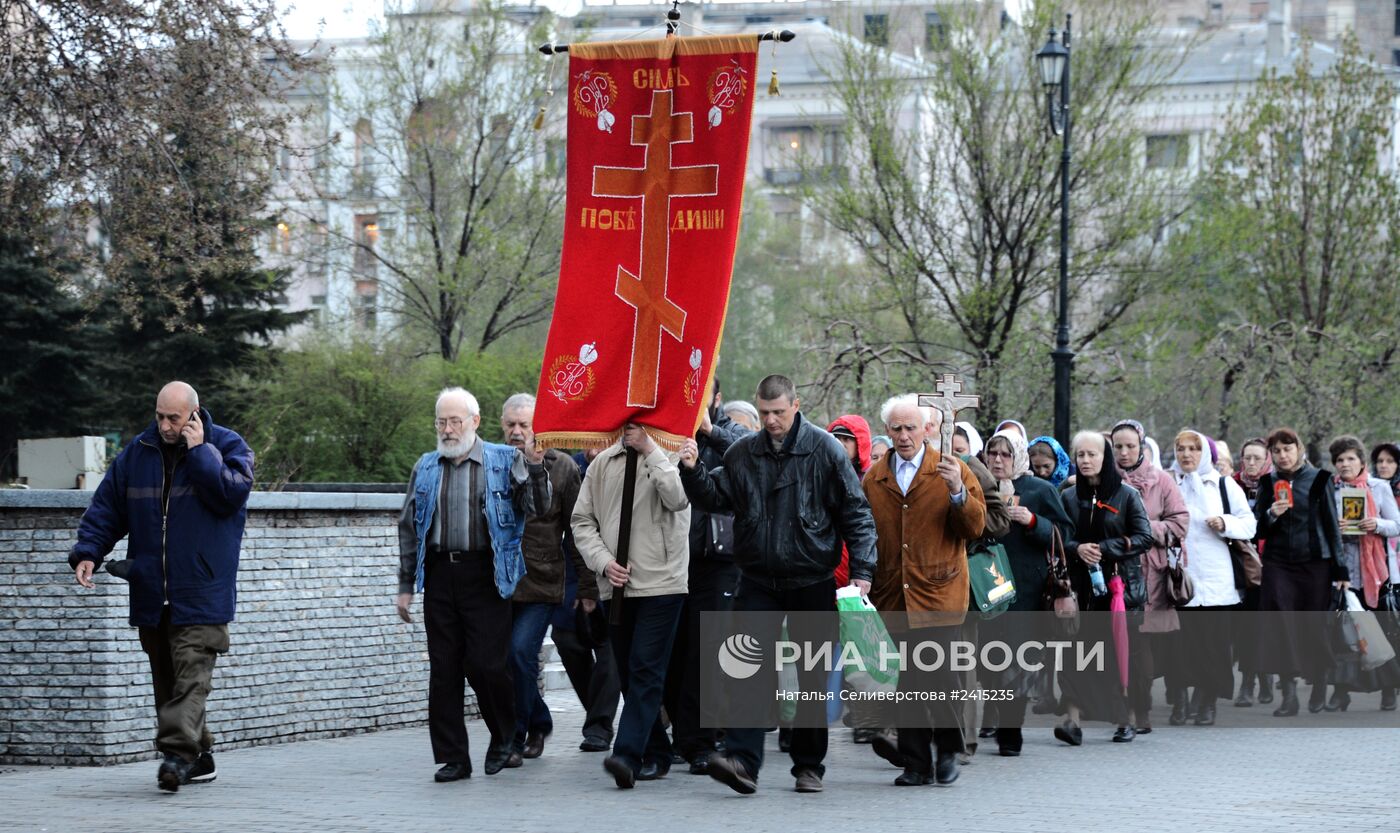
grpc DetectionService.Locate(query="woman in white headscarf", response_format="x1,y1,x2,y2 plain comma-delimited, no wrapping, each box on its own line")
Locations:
1169,429,1257,726
979,428,1074,756
953,421,984,459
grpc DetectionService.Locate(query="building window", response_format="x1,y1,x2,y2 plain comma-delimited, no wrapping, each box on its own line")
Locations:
864,14,889,47
926,11,945,50
1145,134,1188,170
1393,49,1400,67
1394,0,1400,37
355,287,378,332
765,125,844,184
354,214,379,276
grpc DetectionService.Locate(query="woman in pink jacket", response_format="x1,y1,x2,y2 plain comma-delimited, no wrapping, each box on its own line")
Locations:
1110,419,1189,732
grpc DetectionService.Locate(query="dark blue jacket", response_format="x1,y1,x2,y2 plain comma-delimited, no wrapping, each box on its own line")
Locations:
69,408,254,627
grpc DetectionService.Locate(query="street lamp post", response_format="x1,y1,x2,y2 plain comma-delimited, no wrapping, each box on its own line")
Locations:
1036,16,1073,450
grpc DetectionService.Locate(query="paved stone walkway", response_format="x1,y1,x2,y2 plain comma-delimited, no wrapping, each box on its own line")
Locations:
4,691,1400,833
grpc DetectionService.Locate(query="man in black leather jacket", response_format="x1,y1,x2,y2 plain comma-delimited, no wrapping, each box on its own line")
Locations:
679,374,877,796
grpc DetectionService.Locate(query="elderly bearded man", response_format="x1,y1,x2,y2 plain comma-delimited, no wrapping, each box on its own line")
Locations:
396,387,552,782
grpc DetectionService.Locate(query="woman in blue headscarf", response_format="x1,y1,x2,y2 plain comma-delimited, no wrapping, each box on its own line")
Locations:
1029,435,1071,488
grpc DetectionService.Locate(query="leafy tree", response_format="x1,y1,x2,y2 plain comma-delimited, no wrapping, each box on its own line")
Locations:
1168,34,1400,454
319,2,563,359
93,34,306,436
799,0,1186,424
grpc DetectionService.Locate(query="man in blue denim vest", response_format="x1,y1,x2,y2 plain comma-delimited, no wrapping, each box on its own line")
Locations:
396,387,551,782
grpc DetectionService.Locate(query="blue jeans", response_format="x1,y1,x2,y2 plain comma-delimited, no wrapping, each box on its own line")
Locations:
610,593,685,773
511,602,556,747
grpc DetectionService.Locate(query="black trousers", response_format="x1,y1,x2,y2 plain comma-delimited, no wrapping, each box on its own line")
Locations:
895,625,965,772
423,553,515,764
551,623,621,743
663,557,739,761
724,575,836,779
1259,558,1333,680
609,594,686,772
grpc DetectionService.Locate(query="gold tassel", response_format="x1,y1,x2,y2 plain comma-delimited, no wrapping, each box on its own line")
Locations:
532,106,546,131
768,69,780,96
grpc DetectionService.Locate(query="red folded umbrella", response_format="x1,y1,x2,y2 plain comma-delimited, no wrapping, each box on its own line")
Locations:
1108,575,1129,694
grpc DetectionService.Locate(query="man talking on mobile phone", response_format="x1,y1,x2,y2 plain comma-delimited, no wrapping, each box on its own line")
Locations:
68,381,254,792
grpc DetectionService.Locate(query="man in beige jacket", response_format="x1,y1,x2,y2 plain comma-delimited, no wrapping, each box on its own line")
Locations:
572,424,691,789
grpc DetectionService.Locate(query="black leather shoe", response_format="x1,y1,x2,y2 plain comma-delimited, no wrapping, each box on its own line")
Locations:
522,731,549,759
688,755,710,775
1324,689,1350,712
1308,684,1328,714
1257,673,1274,704
1194,703,1216,726
637,760,669,781
603,756,636,789
579,736,611,752
977,727,996,739
1274,679,1299,717
1053,720,1082,747
934,751,959,785
1235,676,1255,707
706,753,757,795
1382,687,1397,711
435,762,471,782
157,753,192,793
995,728,1023,756
895,768,934,786
852,728,877,744
1112,726,1136,743
1136,725,1153,735
1169,687,1188,725
484,748,523,775
870,730,906,768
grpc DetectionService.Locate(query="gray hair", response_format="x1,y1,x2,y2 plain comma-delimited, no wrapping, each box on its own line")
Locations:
436,386,480,417
1071,430,1106,456
880,393,936,429
501,392,536,418
722,400,759,424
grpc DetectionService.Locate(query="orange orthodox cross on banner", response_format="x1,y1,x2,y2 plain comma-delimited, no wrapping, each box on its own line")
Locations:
593,88,719,408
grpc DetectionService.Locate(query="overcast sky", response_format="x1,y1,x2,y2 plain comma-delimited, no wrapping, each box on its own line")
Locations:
278,0,1026,41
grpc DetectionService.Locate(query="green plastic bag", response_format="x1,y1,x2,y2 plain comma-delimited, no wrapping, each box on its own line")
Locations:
968,540,1017,618
836,587,898,695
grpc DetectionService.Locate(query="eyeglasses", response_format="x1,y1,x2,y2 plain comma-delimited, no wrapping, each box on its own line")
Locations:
985,449,1012,459
434,417,466,430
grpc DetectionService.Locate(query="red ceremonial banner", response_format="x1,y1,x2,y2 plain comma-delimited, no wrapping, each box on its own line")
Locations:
533,35,759,451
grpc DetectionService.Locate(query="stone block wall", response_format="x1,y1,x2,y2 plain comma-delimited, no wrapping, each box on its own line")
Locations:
0,490,460,765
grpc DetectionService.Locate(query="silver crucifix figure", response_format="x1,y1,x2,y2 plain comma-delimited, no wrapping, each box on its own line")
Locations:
917,374,980,456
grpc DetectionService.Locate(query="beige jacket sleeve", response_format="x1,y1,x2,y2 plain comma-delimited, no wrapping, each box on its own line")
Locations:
641,446,689,513
570,460,614,575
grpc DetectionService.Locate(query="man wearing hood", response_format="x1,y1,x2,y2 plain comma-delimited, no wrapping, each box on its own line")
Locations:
70,382,254,792
827,415,872,589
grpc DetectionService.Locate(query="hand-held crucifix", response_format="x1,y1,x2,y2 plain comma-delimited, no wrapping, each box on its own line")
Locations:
917,374,980,457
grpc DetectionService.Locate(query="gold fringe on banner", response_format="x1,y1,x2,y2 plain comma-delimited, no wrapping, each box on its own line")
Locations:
537,427,689,454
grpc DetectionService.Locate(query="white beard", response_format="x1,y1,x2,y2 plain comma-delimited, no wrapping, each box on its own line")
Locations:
438,432,476,459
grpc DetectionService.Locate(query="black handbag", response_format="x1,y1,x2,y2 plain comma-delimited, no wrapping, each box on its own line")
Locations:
575,602,610,649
